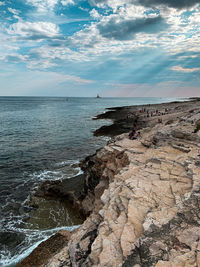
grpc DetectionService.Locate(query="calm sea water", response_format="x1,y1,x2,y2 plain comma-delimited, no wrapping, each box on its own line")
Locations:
0,96,179,266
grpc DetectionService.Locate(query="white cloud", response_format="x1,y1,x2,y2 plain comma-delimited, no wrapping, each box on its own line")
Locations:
79,7,89,12
90,0,126,11
26,0,58,12
172,66,200,72
8,21,60,38
90,9,101,19
24,71,94,85
61,0,74,6
189,11,200,25
7,7,21,20
2,53,29,63
0,32,20,60
2,0,200,70
60,74,95,84
82,4,199,56
27,45,91,69
117,4,147,19
8,8,20,15
178,55,198,60
68,3,165,54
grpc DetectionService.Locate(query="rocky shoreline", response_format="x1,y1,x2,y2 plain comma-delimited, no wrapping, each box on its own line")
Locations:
17,98,200,267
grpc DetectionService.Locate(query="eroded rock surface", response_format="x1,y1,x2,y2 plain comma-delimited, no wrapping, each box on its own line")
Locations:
18,100,200,267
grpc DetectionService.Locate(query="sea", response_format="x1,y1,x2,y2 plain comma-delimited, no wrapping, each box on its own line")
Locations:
0,96,181,266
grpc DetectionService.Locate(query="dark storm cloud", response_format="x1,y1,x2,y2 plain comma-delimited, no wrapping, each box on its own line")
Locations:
98,16,167,40
136,0,199,9
90,0,199,9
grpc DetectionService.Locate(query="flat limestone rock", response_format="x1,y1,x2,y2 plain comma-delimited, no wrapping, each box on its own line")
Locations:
19,99,200,267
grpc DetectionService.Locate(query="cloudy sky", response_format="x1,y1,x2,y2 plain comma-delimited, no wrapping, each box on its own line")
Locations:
0,0,199,97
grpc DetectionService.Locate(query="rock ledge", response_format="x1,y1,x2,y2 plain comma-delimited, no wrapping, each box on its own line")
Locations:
18,100,200,267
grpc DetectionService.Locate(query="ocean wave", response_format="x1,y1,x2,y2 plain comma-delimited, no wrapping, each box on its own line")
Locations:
0,225,81,267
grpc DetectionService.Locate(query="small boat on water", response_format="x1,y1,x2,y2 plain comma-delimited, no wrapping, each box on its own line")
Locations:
96,94,101,98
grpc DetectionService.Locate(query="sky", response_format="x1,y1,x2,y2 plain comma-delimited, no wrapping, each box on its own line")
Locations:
0,0,199,97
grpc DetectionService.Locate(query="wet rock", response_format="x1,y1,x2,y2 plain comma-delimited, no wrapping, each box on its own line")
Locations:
17,230,72,267
35,174,85,199
34,174,86,216
93,107,142,137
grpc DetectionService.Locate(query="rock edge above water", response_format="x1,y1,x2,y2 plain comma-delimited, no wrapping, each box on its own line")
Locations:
18,99,200,267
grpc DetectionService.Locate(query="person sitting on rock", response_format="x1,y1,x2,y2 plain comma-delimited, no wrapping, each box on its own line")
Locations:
127,113,131,119
132,131,141,139
129,129,135,139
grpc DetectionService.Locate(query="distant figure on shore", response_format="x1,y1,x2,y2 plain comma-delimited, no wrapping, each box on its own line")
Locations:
129,130,141,140
129,130,135,139
132,131,141,139
127,112,131,119
133,122,137,131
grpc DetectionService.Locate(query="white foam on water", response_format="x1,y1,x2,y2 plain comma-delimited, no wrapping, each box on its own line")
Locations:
0,225,81,267
73,166,84,176
30,170,63,181
0,162,82,267
55,159,80,168
55,159,84,178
